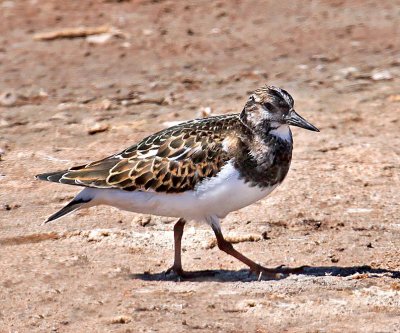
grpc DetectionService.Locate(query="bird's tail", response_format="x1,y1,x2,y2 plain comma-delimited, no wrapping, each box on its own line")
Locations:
43,188,96,223
44,197,91,223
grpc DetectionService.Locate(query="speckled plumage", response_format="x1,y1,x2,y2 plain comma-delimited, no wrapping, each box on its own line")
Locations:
36,85,319,280
37,111,292,194
37,115,236,192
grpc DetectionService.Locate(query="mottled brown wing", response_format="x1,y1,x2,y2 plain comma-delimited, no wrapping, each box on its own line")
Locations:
37,115,241,193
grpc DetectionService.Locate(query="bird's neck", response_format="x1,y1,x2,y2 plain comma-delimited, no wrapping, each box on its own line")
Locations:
267,123,293,143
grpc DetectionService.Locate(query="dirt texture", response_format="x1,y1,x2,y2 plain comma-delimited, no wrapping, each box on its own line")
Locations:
1,1,400,332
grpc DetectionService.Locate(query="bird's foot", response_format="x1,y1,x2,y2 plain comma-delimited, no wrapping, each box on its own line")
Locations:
164,265,194,280
252,264,308,281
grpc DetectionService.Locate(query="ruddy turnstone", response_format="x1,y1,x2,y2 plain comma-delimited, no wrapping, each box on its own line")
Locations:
36,85,319,279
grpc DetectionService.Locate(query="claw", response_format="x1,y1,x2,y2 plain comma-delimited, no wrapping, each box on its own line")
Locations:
251,264,306,281
164,266,173,276
164,264,181,277
277,265,307,274
163,265,194,280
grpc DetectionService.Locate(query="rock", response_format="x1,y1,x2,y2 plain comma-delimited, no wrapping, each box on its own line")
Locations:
88,99,115,111
159,216,175,224
3,203,21,211
346,208,372,214
371,69,392,81
142,29,153,36
0,91,17,106
261,231,270,240
108,315,131,324
338,67,359,78
56,102,85,111
132,215,152,227
86,33,113,44
390,58,400,66
297,64,309,70
87,123,109,135
197,107,212,118
388,95,400,102
310,54,338,62
92,81,115,89
121,41,131,48
97,99,113,110
87,229,110,241
331,257,339,263
209,27,221,34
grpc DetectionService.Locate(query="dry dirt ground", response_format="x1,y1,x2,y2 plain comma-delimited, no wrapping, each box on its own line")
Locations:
1,1,400,332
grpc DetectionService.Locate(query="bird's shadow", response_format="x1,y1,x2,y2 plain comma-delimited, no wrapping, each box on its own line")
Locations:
130,265,400,282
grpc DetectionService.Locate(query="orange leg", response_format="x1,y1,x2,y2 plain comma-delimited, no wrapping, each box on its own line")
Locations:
165,218,190,277
211,224,306,280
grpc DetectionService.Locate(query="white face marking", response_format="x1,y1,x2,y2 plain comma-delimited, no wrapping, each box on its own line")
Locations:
270,124,292,142
273,87,293,108
281,93,293,108
251,94,262,103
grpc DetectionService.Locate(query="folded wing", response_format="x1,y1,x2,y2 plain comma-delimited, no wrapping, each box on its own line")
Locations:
36,115,240,193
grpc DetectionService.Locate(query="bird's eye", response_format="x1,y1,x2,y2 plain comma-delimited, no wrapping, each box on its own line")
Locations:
263,102,274,110
249,95,255,102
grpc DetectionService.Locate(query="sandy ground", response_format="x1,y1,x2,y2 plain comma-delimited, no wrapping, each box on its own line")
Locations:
1,0,400,332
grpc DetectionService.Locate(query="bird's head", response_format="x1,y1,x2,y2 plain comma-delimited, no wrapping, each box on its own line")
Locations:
240,85,319,134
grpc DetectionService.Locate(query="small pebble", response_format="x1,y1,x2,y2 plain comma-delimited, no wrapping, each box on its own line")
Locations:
109,315,131,324
371,69,392,81
0,91,17,106
87,123,109,135
86,33,113,44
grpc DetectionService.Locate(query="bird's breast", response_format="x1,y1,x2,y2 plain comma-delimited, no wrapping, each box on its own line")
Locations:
234,135,293,188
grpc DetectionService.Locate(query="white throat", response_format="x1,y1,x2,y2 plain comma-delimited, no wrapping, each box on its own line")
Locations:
269,124,292,142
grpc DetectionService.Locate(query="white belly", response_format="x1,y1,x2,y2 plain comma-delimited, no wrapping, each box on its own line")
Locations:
81,162,279,222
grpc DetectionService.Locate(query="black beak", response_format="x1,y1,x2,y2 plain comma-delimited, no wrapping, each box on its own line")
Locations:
285,109,319,132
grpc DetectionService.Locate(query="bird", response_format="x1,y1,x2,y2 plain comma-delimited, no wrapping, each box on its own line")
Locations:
36,85,319,280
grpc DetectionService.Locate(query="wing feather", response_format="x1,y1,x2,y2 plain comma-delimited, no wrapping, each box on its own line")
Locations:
36,114,242,193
